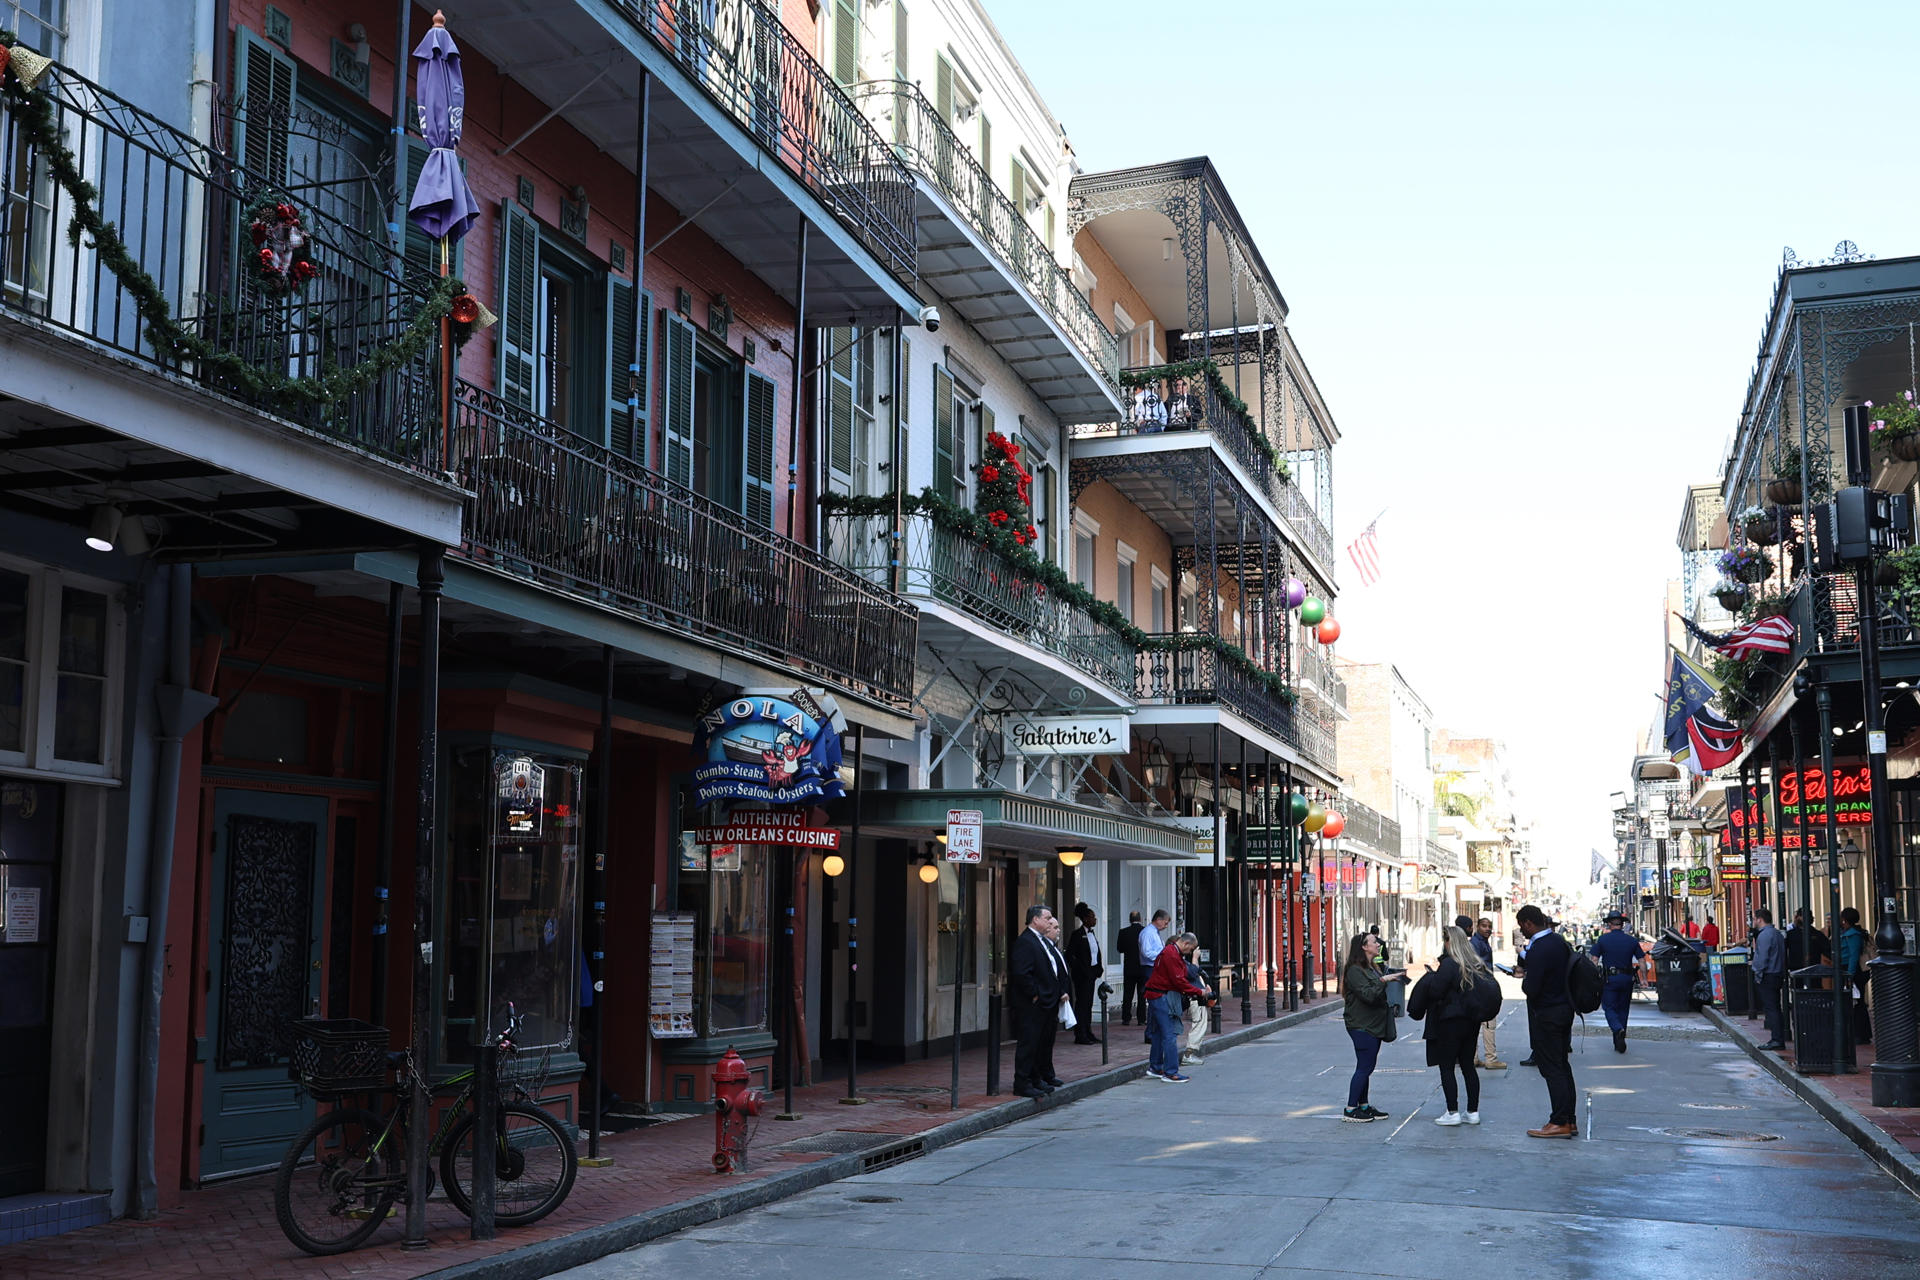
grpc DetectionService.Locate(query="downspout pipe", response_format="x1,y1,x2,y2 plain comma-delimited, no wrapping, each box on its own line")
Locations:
135,566,219,1218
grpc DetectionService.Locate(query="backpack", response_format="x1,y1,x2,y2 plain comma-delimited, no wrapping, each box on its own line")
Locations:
1565,947,1604,1014
1463,969,1503,1023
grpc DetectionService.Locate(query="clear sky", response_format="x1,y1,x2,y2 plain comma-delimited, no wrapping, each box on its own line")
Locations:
987,0,1920,890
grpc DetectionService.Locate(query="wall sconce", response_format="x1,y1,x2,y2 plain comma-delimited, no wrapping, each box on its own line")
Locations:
347,21,369,64
1056,846,1085,868
822,853,846,877
85,503,123,552
918,860,941,884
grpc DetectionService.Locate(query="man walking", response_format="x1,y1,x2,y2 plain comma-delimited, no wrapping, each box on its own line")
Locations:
1009,905,1066,1098
1517,904,1576,1138
1751,907,1787,1052
1785,908,1830,971
1470,916,1507,1069
1144,930,1207,1082
1067,902,1103,1045
1138,909,1171,1042
1589,910,1640,1054
1115,911,1146,1026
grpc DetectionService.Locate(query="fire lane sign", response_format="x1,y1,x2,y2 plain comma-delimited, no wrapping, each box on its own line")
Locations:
946,808,983,862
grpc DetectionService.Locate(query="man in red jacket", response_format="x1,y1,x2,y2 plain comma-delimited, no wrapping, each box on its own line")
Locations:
1144,931,1208,1082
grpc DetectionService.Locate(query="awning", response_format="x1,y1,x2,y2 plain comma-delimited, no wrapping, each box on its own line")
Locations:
850,788,1199,862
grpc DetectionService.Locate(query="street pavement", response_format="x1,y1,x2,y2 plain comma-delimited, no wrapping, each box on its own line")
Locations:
554,999,1920,1280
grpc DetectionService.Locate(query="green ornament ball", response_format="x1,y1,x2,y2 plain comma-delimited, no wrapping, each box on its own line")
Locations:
1300,597,1326,626
1289,793,1310,825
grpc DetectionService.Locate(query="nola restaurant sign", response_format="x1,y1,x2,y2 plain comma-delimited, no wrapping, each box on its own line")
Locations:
1004,713,1130,756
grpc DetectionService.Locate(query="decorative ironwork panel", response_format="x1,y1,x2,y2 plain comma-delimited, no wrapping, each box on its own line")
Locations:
217,813,317,1069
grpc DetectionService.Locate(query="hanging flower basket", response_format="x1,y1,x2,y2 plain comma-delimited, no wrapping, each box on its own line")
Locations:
1713,583,1749,613
1888,435,1920,463
1764,476,1802,506
1744,508,1782,546
1878,559,1903,587
1719,546,1772,585
246,196,317,297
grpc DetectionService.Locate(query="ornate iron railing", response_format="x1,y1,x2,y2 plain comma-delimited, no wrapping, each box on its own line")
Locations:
848,80,1119,389
613,0,916,281
1425,838,1464,875
826,511,1134,692
0,65,444,470
1293,644,1347,711
451,381,917,709
1338,798,1401,858
1134,635,1297,748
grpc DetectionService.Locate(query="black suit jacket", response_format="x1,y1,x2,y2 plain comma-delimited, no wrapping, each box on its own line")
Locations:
1010,927,1065,1007
1068,927,1100,982
1116,923,1145,974
1520,930,1573,1008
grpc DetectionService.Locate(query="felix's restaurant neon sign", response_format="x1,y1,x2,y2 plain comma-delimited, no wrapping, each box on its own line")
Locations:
1722,765,1872,851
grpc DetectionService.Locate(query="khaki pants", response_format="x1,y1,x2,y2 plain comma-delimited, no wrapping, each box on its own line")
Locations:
1185,1000,1209,1056
1479,1020,1498,1062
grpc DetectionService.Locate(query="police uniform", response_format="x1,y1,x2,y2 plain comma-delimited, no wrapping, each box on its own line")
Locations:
1589,917,1641,1052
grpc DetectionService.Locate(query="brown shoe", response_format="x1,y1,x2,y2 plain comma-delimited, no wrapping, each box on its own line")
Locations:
1484,1059,1509,1070
1527,1122,1576,1139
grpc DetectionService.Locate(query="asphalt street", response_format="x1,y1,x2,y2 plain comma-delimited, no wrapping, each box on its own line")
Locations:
556,1003,1920,1279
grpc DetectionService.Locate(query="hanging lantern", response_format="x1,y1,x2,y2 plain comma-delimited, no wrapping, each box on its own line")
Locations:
1322,810,1346,839
1300,596,1326,626
1303,803,1327,833
1289,792,1310,825
1286,577,1306,609
1317,617,1341,645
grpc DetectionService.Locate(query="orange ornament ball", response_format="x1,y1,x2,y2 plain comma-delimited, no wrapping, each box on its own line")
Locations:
1316,618,1342,645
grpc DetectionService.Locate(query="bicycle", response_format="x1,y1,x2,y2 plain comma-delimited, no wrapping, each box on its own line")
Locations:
272,1006,579,1256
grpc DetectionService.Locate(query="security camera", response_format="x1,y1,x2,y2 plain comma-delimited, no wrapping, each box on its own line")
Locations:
918,304,941,333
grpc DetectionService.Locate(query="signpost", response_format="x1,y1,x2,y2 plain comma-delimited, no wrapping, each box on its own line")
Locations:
945,809,983,863
943,809,982,1109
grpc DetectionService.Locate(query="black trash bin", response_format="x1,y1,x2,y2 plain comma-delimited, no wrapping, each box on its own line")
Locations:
1718,948,1752,1015
1652,931,1703,1013
1788,964,1855,1074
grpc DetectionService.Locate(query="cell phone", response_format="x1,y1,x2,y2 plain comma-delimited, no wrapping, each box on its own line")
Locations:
1494,963,1516,975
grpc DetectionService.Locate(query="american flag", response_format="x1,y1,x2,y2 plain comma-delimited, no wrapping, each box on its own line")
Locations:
1680,613,1794,661
1346,515,1382,586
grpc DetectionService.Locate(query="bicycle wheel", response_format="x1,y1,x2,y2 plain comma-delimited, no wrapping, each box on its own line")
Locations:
439,1101,578,1227
273,1107,401,1256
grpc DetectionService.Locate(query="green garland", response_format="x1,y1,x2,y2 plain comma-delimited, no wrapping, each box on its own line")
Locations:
822,489,1297,705
1119,358,1290,479
1,41,462,409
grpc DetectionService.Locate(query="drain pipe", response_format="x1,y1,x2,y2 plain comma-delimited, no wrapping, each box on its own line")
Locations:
134,565,219,1218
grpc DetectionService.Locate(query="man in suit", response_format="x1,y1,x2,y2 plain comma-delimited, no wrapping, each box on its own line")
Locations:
1115,911,1146,1026
1009,904,1067,1098
1067,902,1103,1045
1751,907,1788,1051
1517,903,1576,1138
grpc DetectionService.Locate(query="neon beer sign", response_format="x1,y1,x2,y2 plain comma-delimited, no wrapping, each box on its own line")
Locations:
1725,765,1872,852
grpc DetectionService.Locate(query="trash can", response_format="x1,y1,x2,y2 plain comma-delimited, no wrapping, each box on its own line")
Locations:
1788,964,1855,1074
1718,948,1752,1015
1652,934,1703,1013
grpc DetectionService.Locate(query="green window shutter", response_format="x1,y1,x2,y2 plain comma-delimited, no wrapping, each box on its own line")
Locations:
742,369,777,527
660,311,697,488
232,28,296,188
932,365,954,503
1010,163,1025,218
827,326,856,495
935,57,953,125
495,199,539,412
605,276,645,457
833,0,859,85
894,0,909,79
979,406,994,498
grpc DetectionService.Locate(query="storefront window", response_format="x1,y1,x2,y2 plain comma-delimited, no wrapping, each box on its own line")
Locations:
676,833,770,1036
444,751,581,1061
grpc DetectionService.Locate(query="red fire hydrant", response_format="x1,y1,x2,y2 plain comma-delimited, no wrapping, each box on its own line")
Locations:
712,1047,762,1174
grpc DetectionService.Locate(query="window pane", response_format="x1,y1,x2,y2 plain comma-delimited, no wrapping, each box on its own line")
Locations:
54,674,102,762
936,861,960,984
59,588,107,676
0,569,26,661
0,662,22,752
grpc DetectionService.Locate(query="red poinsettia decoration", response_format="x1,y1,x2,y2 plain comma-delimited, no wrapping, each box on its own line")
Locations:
974,430,1036,551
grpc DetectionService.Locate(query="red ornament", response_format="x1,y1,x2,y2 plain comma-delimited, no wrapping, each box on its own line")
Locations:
1316,618,1341,645
450,293,481,325
1321,810,1346,839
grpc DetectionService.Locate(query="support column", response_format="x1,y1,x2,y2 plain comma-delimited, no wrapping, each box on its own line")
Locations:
1816,682,1852,1071
403,544,444,1250
373,582,403,1028
582,646,613,1165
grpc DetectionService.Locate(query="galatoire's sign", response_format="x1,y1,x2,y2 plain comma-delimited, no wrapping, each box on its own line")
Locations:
1003,713,1130,757
693,688,845,809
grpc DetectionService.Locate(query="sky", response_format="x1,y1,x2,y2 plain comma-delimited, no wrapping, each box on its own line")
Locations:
987,0,1920,891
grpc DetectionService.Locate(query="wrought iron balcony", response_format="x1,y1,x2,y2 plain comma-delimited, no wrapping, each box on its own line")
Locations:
1073,363,1335,569
451,382,917,710
1337,798,1402,858
611,0,917,280
1293,644,1347,711
1425,838,1464,875
0,67,445,473
1134,636,1296,747
848,80,1119,391
826,510,1134,692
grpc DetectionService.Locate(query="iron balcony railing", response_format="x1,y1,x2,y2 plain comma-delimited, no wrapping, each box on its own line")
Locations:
1134,635,1297,748
1337,799,1402,859
451,381,917,710
1073,362,1336,569
1293,644,1347,711
1729,573,1920,721
826,510,1135,692
0,65,445,471
848,80,1119,390
1426,838,1464,875
613,0,916,281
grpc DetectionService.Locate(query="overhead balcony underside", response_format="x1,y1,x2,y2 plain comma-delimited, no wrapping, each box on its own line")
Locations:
856,788,1199,862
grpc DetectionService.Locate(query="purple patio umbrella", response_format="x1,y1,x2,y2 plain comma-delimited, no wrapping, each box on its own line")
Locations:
407,11,479,247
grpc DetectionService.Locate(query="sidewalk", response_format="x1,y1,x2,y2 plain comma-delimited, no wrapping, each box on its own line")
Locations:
1,993,1333,1280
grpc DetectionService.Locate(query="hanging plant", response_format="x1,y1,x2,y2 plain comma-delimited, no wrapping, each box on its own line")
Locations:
245,196,317,297
1712,580,1749,613
1718,545,1772,584
973,430,1037,548
1767,439,1804,505
1741,588,1790,621
1868,392,1920,462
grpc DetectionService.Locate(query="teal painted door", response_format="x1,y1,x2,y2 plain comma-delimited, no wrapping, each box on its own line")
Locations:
201,790,329,1179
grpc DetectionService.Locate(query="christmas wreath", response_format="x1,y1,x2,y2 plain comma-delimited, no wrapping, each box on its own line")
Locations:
246,197,318,296
975,430,1038,548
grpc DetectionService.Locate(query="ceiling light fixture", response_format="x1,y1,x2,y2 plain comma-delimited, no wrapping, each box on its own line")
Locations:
85,504,122,552
1056,846,1085,867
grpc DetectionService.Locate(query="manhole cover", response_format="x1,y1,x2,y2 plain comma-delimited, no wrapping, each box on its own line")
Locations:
1648,1126,1778,1141
774,1131,901,1155
848,1195,901,1204
1681,1102,1751,1111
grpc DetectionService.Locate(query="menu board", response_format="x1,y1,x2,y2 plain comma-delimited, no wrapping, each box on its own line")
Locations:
649,912,696,1038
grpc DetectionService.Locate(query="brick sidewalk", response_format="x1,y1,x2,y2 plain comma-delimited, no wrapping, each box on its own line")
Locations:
1718,1007,1920,1156
2,992,1326,1280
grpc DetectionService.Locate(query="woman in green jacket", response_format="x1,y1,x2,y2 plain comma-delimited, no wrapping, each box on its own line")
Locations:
1342,933,1405,1122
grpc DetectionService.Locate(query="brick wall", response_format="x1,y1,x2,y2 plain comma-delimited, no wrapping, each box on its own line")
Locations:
1073,479,1247,640
1073,228,1170,366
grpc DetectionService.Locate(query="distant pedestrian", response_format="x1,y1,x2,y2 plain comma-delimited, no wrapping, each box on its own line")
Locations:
1701,915,1721,949
1589,911,1641,1054
1785,909,1830,971
1751,907,1787,1052
1341,932,1406,1121
1139,909,1171,1043
1516,904,1576,1139
1838,907,1873,1043
1182,945,1215,1065
1409,925,1494,1126
1116,911,1146,1026
1684,916,1700,940
1067,903,1103,1045
1008,905,1066,1099
1144,931,1207,1082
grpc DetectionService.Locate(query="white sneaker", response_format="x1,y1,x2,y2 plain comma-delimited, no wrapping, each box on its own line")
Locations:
1434,1112,1463,1127
1464,1112,1482,1125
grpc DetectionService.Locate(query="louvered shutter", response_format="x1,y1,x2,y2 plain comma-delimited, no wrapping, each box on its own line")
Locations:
894,0,909,79
932,365,954,502
495,199,539,412
935,58,953,125
660,311,697,488
978,406,994,503
232,29,295,189
826,326,856,495
833,0,859,85
605,276,645,457
742,369,777,527
900,335,910,423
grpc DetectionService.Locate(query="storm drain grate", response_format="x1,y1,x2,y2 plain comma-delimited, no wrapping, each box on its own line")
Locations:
1648,1126,1779,1142
774,1130,903,1155
860,1138,926,1172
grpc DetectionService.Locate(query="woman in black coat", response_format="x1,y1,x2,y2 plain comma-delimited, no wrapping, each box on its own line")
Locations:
1407,925,1491,1126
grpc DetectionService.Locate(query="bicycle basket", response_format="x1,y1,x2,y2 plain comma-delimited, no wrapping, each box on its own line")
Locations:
288,1018,390,1096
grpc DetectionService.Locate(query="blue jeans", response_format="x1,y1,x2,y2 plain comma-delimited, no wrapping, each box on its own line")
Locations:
1148,993,1184,1074
1347,1028,1381,1108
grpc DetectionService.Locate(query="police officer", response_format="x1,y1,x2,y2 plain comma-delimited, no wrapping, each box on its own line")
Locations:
1588,910,1642,1054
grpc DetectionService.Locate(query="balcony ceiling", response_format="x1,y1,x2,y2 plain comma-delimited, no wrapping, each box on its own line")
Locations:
1074,437,1307,565
442,0,917,322
853,788,1199,862
1080,210,1255,337
913,601,1133,710
913,188,1122,424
